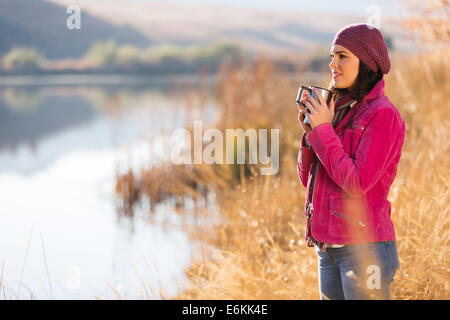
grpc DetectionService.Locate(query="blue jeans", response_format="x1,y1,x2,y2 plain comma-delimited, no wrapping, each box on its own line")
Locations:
315,241,400,300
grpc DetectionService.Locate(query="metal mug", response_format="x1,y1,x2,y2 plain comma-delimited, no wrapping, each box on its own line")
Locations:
296,85,334,125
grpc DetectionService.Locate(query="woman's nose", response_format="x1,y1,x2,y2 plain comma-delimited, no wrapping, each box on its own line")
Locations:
329,58,337,70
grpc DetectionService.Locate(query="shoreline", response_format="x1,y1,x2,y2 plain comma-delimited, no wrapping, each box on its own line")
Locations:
0,71,323,87
0,73,219,87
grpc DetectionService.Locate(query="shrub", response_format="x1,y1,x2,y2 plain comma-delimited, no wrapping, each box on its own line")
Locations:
2,47,44,71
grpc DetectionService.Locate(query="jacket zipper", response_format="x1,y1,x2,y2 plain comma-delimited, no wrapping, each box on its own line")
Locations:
351,124,364,130
306,157,320,245
308,158,320,214
332,211,366,228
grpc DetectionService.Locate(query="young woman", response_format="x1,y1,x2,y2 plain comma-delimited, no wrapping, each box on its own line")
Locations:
296,23,406,300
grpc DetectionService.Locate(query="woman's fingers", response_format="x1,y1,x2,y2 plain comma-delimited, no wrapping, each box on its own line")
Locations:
298,110,306,125
298,111,312,131
306,94,320,111
298,109,306,119
298,103,309,114
303,99,316,114
312,88,326,106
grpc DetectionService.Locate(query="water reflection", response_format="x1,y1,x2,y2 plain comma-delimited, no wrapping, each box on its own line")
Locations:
0,76,217,299
0,88,97,153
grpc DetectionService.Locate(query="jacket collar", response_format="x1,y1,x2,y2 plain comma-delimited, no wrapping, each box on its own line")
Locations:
333,77,385,134
335,77,385,109
363,77,385,104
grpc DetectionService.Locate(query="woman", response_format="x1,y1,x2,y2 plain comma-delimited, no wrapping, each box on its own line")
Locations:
296,23,406,300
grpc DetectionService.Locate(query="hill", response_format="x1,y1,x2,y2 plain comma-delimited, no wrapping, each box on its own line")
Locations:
0,0,150,59
0,0,416,61
55,0,414,57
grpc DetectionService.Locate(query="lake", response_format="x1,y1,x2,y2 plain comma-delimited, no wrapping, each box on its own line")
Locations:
0,74,218,299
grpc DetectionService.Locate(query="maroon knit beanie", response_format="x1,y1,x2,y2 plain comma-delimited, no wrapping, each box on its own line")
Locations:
332,23,390,74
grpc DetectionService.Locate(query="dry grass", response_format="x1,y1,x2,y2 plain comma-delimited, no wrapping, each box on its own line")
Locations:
116,49,450,299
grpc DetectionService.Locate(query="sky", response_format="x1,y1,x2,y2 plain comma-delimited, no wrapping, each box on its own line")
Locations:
53,0,404,16
173,0,403,15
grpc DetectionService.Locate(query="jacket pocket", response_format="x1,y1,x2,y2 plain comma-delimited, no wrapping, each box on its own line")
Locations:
341,123,365,157
348,121,367,156
328,196,368,238
350,123,366,156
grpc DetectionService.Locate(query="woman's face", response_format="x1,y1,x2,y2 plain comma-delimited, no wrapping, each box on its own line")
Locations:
329,44,360,90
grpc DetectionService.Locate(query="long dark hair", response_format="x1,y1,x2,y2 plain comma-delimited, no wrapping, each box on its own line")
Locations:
328,60,383,103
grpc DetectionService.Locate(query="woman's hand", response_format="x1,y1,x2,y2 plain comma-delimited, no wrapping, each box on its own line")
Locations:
297,102,313,133
303,88,335,129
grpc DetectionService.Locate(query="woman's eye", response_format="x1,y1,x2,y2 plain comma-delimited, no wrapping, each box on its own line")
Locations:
330,54,346,59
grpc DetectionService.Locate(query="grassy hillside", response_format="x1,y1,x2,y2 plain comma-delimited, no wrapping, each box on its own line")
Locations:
57,0,411,58
0,0,150,59
1,0,414,62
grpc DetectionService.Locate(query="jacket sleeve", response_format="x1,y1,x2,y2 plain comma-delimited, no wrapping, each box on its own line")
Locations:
297,131,315,188
306,107,405,197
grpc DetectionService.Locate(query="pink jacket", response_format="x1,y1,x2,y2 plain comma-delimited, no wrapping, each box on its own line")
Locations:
297,78,406,244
